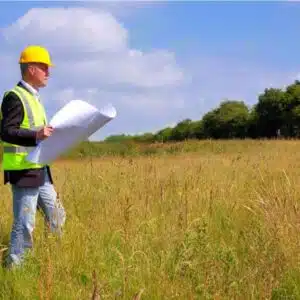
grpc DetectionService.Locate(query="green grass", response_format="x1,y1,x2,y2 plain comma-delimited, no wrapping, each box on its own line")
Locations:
59,139,278,158
1,140,300,299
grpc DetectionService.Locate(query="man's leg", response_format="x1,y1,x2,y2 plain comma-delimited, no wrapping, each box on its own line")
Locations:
7,185,39,267
37,170,66,235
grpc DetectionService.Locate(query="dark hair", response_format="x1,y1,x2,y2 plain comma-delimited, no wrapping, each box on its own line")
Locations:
20,63,30,77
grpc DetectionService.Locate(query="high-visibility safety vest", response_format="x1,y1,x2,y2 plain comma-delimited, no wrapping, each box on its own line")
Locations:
1,85,47,171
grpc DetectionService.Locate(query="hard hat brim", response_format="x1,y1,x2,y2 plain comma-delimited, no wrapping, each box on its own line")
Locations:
19,60,55,67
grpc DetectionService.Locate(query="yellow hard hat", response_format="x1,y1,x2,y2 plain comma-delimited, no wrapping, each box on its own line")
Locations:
19,45,54,66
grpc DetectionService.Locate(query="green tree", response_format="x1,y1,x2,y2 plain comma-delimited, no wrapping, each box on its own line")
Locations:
189,120,204,139
247,107,259,138
281,80,300,137
202,100,249,138
134,132,155,143
105,134,134,142
254,88,285,137
170,119,193,141
155,127,173,142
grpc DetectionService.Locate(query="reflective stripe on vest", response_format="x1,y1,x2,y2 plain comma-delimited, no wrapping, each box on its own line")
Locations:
3,145,35,153
14,86,35,128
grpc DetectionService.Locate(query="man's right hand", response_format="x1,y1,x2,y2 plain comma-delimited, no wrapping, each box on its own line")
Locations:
36,126,54,141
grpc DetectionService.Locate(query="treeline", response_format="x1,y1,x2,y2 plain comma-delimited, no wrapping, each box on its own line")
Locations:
105,80,300,143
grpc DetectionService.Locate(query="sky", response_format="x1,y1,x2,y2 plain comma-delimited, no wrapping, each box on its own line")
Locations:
0,1,299,140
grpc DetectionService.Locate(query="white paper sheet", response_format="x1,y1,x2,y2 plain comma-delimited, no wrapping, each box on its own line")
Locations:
26,100,117,164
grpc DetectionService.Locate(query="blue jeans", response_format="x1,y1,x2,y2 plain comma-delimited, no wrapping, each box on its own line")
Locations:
7,169,66,267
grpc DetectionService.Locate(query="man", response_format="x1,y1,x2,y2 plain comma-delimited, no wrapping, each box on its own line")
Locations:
0,45,66,268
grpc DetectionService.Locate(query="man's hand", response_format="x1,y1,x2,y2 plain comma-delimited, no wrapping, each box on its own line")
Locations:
36,126,54,141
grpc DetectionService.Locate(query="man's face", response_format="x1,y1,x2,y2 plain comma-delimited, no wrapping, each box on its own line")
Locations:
28,63,50,88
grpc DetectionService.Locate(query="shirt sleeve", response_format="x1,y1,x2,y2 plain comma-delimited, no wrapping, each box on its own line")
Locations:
0,91,38,146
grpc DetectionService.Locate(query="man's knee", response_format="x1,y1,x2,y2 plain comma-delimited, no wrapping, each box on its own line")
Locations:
50,195,66,233
22,205,36,232
54,204,66,227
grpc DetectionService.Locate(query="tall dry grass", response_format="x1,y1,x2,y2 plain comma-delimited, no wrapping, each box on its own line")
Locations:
0,140,300,299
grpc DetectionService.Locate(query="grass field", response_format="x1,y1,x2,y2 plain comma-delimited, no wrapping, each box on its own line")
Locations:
1,140,300,299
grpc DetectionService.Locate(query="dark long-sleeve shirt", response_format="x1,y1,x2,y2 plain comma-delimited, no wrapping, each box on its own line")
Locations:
1,81,53,187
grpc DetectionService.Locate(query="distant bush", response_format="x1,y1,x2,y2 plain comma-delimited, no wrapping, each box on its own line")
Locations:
58,139,271,159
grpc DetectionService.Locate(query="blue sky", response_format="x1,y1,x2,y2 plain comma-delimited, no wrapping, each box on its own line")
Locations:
0,1,299,140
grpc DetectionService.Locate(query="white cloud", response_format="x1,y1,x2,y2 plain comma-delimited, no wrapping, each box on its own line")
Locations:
51,48,184,88
44,86,185,117
2,7,184,89
50,88,76,106
118,90,185,112
2,8,128,53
